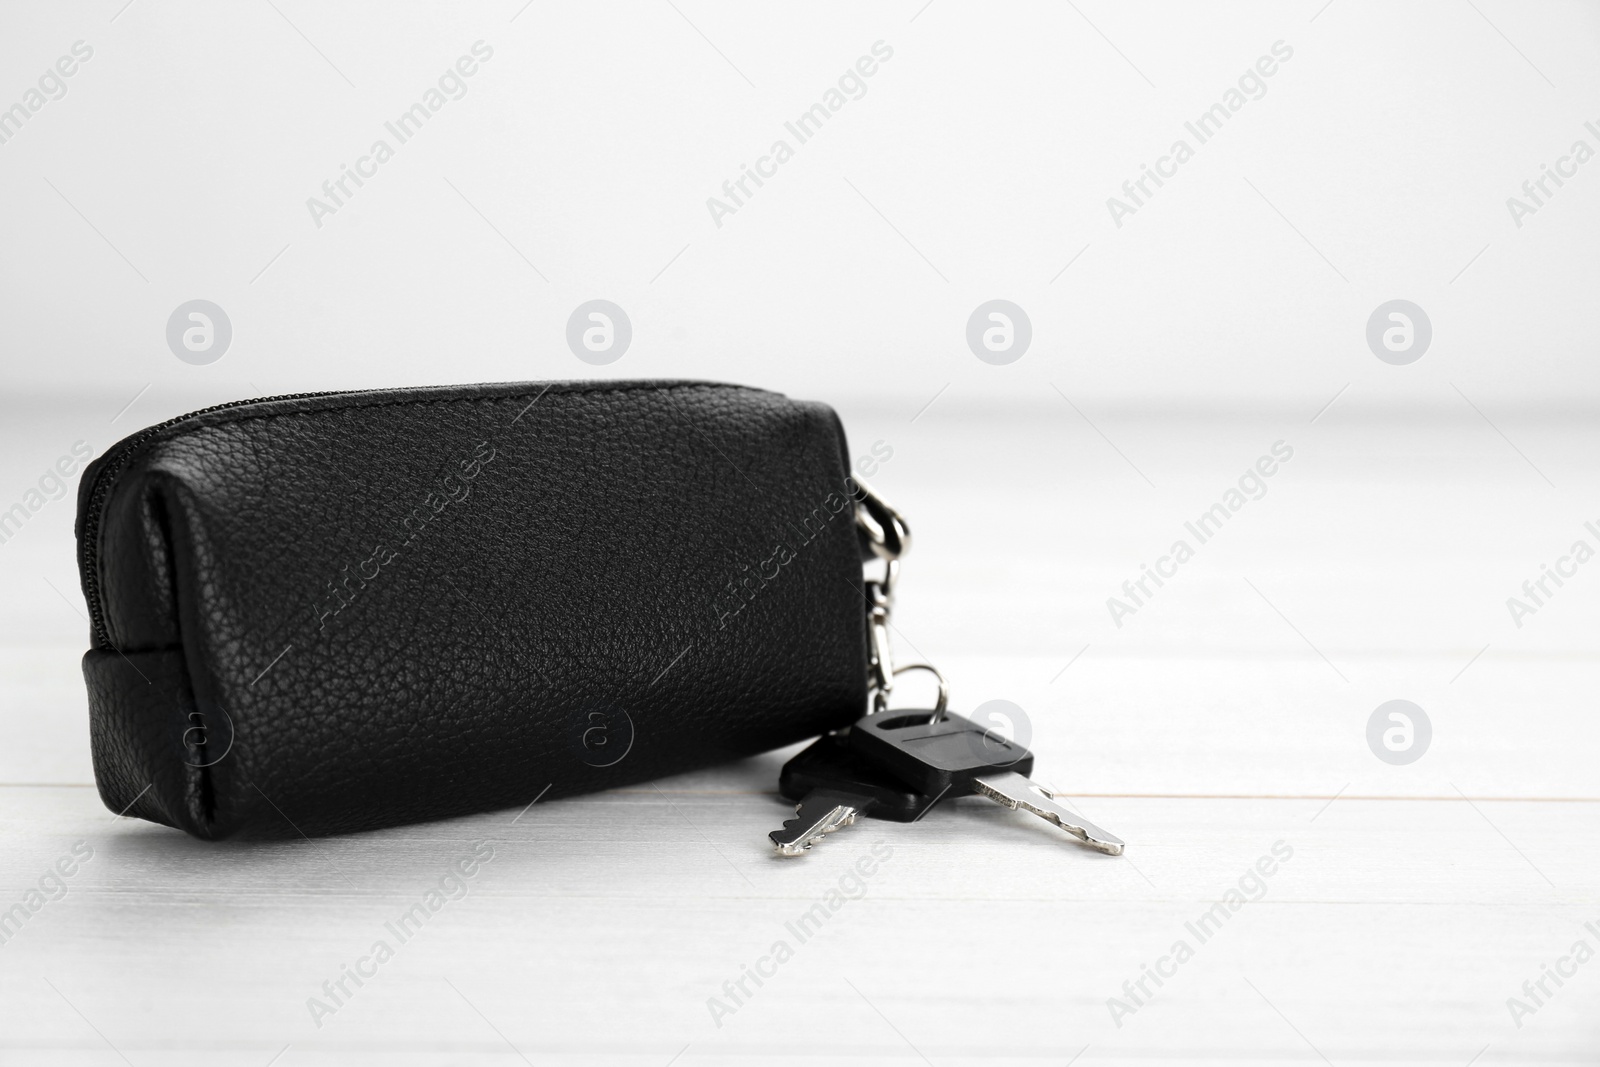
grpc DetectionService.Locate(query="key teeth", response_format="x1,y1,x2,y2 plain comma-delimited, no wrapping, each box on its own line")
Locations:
770,804,858,856
971,771,1128,856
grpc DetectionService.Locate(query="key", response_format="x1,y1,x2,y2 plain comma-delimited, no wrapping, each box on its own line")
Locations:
845,710,1125,855
769,733,939,856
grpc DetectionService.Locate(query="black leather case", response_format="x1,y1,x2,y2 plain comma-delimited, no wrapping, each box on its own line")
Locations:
75,381,869,838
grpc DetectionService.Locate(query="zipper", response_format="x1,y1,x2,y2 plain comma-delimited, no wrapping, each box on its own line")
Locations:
80,390,354,649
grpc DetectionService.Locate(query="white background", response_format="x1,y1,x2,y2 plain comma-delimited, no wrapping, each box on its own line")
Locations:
2,1,1599,1064
3,1,1598,408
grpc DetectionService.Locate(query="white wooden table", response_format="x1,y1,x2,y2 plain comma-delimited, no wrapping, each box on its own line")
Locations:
2,396,1596,1065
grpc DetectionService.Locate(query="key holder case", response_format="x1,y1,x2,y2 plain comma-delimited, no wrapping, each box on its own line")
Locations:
75,380,872,839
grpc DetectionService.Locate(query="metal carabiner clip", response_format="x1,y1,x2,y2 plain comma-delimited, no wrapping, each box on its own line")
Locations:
852,475,910,562
855,477,948,720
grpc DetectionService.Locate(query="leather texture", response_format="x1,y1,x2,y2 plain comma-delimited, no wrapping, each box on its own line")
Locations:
75,381,870,839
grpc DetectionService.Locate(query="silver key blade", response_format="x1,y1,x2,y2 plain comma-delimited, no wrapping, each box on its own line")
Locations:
971,771,1125,855
770,790,870,856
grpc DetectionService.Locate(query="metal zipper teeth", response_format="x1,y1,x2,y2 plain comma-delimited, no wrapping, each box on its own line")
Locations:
80,390,354,649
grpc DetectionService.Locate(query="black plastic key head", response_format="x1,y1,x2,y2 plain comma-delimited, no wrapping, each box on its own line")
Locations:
778,734,937,823
770,733,946,855
846,710,1034,797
